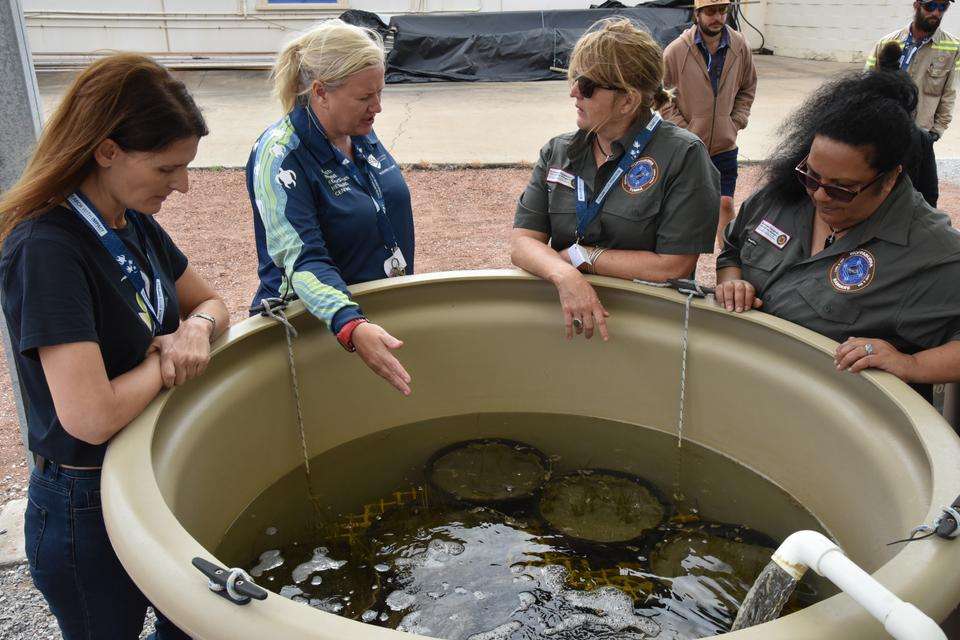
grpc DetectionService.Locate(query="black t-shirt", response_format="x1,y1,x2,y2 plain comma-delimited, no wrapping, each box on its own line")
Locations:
0,206,187,466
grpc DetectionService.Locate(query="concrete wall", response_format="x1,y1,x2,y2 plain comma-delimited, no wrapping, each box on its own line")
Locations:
20,0,960,63
758,1,960,63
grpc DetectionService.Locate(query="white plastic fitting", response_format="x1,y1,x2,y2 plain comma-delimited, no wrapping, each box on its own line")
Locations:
771,531,946,640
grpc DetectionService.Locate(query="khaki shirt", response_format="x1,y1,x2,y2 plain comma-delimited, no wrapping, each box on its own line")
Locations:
514,113,720,255
717,178,960,353
866,26,960,136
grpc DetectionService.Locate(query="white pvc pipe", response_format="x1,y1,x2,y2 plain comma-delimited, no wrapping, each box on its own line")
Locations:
772,531,946,640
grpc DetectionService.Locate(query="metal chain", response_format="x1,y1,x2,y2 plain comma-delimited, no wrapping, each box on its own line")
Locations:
677,292,695,449
258,298,311,482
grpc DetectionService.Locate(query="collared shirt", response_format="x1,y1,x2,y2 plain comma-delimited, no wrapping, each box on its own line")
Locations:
866,26,960,135
248,103,415,334
717,178,960,356
901,30,934,70
694,27,730,95
514,111,719,255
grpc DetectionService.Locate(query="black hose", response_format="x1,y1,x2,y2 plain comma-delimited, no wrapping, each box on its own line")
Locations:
734,3,772,55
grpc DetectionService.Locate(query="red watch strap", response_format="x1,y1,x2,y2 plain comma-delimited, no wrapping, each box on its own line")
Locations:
336,318,368,352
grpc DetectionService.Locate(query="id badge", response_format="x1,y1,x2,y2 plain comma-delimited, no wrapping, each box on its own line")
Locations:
384,246,407,277
568,243,589,269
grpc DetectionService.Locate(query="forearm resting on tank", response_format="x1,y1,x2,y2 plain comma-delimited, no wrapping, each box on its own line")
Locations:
176,266,230,341
908,341,960,384
509,228,580,285
39,342,164,445
592,249,697,282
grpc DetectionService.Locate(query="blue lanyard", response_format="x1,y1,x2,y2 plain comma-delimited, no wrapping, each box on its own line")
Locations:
307,109,399,252
575,112,662,242
900,33,930,70
67,192,165,335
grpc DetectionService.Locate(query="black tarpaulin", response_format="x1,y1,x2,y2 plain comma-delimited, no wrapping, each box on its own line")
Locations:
385,7,692,84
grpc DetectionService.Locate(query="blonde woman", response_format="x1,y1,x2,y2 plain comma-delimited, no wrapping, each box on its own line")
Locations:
249,19,414,395
511,18,720,340
0,54,228,638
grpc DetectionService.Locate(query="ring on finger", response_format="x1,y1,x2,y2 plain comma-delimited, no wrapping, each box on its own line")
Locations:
572,317,584,331
864,343,875,356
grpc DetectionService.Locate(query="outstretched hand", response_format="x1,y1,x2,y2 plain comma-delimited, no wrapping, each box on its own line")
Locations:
352,322,412,395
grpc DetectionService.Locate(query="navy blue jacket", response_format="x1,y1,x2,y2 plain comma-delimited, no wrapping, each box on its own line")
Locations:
248,104,414,333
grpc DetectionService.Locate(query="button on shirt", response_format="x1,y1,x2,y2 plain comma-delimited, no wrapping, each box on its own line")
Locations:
695,27,730,95
514,112,720,255
249,104,415,333
717,178,960,355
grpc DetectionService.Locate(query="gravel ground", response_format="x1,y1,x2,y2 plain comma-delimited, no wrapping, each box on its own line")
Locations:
0,165,959,638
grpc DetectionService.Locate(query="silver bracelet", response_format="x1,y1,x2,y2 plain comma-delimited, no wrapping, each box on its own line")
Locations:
188,312,217,336
589,247,608,272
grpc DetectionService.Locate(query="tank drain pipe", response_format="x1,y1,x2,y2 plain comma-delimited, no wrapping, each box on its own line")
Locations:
772,531,946,640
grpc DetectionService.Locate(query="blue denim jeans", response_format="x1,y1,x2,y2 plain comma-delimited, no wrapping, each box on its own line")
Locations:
25,462,190,640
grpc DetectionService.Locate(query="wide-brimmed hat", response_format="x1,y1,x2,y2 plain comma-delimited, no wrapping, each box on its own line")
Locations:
694,0,731,9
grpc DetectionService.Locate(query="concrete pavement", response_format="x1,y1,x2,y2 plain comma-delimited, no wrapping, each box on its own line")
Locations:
36,56,960,168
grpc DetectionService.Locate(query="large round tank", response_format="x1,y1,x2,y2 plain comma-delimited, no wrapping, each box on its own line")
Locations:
102,270,960,639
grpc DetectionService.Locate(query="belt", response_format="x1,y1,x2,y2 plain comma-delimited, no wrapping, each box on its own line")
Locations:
33,453,101,472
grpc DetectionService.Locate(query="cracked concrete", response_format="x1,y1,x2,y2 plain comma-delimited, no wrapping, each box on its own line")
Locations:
387,89,425,155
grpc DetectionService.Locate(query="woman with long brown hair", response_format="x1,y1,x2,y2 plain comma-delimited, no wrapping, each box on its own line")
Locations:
0,53,228,638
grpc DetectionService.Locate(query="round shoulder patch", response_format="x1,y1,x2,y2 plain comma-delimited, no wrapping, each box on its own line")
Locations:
829,249,876,293
622,157,659,194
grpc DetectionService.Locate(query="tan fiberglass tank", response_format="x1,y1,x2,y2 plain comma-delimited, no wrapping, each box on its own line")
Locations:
102,271,960,639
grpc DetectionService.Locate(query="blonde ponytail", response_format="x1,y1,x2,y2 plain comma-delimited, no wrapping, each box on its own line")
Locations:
272,19,385,112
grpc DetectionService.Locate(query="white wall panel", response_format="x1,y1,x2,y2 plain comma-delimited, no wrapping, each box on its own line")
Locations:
20,0,960,62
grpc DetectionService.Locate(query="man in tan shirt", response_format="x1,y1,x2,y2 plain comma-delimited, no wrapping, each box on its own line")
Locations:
866,1,959,142
662,0,757,247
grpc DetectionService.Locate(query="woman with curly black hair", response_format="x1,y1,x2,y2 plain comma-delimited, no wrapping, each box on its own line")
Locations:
715,70,960,403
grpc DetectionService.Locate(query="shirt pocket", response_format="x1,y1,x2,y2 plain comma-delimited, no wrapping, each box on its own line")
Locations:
797,277,862,325
739,239,784,290
923,63,951,96
546,182,577,213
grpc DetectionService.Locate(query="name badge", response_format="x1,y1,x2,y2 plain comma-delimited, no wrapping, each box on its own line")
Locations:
384,246,407,278
546,167,575,189
755,219,791,249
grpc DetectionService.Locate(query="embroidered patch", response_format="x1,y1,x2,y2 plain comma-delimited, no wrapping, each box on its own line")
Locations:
275,169,297,189
621,157,659,194
367,154,382,170
546,167,575,189
829,249,876,293
755,219,791,249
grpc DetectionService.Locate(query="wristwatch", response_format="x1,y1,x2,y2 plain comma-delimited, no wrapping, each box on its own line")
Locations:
336,318,369,352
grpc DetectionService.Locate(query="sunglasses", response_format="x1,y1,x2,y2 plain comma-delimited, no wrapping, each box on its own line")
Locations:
795,158,886,203
922,1,950,12
574,75,618,99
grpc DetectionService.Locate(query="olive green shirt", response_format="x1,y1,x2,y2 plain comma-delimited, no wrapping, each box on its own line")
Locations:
717,178,960,353
514,113,720,255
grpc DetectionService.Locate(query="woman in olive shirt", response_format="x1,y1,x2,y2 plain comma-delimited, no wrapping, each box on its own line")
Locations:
716,72,960,399
511,18,720,341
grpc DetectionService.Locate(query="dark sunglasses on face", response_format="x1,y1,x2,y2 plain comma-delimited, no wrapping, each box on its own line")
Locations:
923,1,950,12
795,157,886,203
574,75,618,99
